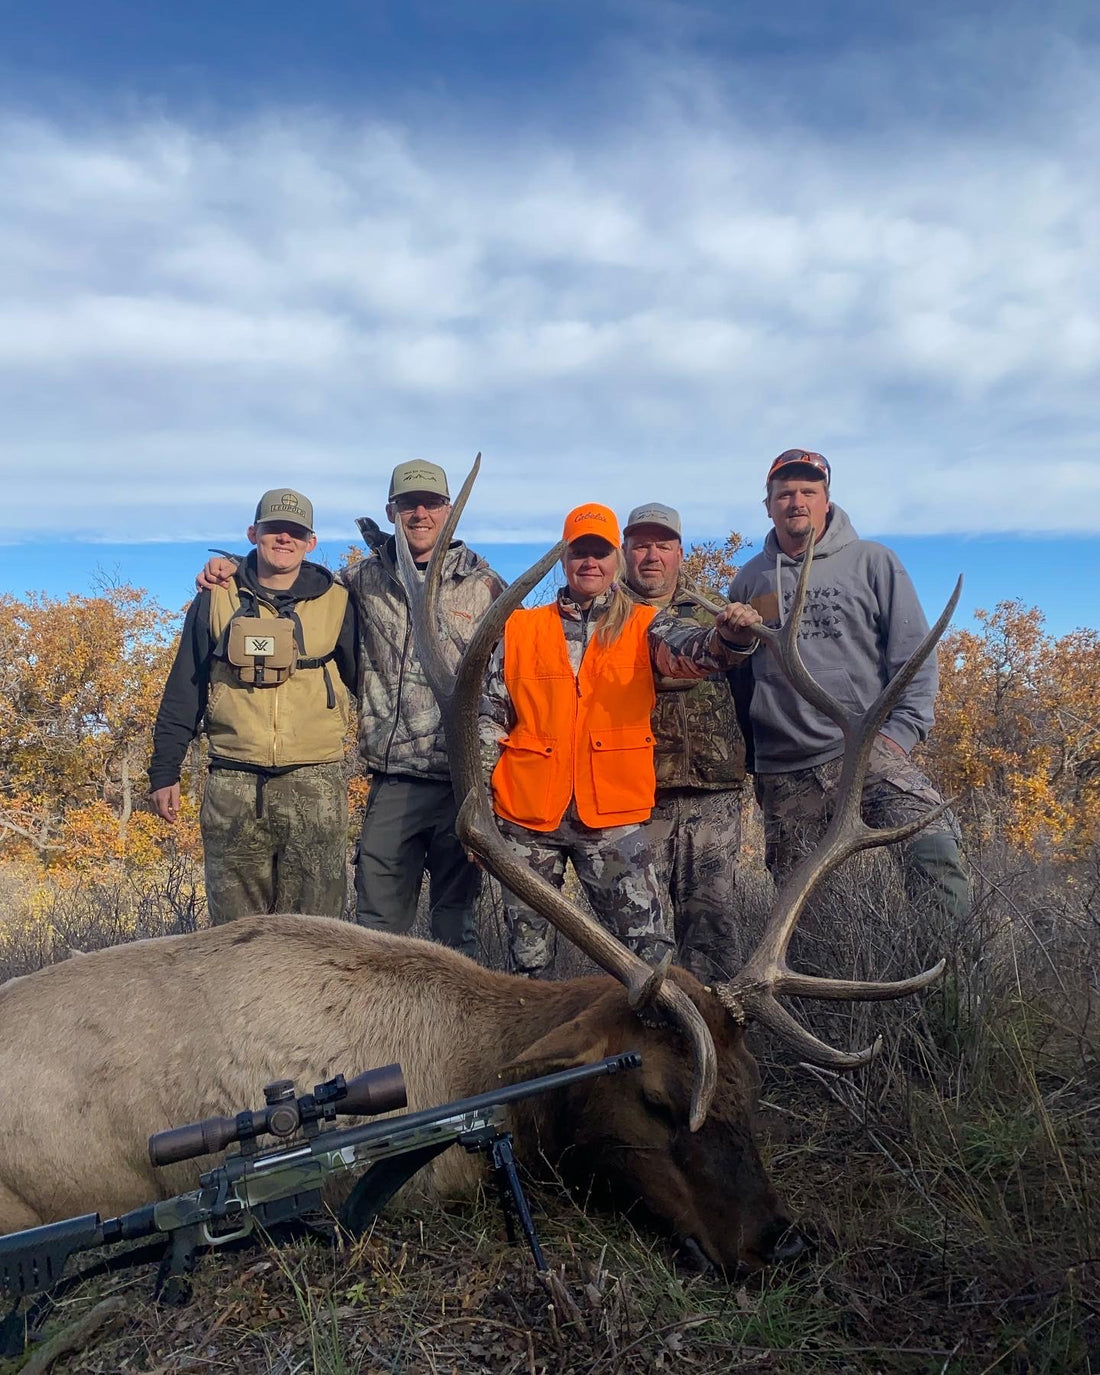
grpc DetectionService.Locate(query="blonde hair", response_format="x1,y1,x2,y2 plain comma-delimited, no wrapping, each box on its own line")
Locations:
597,551,635,646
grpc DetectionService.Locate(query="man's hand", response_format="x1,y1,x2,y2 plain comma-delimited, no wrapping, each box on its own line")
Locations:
716,601,764,647
196,556,237,592
151,784,181,823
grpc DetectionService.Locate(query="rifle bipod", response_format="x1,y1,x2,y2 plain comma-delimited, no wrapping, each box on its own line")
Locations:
471,1129,548,1272
340,1122,549,1271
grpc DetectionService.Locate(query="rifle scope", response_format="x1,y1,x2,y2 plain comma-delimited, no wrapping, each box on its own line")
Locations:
148,1064,407,1168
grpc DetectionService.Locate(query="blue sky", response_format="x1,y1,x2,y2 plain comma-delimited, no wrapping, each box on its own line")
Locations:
2,1,1097,637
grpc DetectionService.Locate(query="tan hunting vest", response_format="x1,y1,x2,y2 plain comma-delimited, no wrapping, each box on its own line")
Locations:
205,580,350,767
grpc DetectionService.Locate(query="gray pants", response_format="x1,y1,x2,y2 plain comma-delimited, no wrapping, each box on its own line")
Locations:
201,762,348,926
755,738,971,921
646,788,742,983
354,773,480,958
498,812,674,978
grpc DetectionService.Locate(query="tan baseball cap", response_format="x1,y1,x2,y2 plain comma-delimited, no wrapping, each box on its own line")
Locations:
623,503,682,539
389,460,450,502
254,488,314,532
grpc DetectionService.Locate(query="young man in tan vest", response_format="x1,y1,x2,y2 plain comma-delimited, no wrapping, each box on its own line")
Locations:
150,489,360,924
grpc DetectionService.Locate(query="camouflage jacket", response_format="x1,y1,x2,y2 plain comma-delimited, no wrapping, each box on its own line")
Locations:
635,576,747,792
343,534,506,781
479,585,754,784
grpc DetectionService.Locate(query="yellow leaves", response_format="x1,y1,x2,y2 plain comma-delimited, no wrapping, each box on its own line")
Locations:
683,531,748,597
0,584,183,868
927,601,1100,861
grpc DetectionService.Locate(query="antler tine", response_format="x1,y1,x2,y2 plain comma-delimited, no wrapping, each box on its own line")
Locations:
396,457,718,1131
717,540,961,1065
753,533,853,732
686,540,853,732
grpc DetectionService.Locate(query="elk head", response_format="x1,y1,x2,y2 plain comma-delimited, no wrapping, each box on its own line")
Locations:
396,455,958,1271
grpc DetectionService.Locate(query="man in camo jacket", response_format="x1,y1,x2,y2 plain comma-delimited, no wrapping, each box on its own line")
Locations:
344,460,506,957
622,503,749,982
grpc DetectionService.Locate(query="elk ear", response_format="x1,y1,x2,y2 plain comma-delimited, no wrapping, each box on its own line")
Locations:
499,1005,613,1079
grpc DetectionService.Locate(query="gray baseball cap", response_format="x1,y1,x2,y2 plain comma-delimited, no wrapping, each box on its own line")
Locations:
389,459,450,502
623,502,682,539
254,488,314,532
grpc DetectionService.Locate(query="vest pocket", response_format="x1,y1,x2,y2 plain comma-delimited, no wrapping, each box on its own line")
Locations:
589,725,656,817
493,729,557,826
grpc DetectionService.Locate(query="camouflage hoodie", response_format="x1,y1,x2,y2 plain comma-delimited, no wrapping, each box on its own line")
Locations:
635,575,747,792
343,532,505,781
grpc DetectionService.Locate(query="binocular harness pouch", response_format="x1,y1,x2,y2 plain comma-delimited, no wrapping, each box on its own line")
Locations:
226,615,298,687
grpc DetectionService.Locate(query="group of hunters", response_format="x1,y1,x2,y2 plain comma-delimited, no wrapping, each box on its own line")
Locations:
149,450,971,980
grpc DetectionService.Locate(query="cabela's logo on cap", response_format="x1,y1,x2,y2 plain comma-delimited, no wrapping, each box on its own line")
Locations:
572,509,610,524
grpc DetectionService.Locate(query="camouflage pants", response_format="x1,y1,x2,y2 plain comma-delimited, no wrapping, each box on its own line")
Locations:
497,812,674,978
201,763,348,925
645,788,742,983
755,738,971,921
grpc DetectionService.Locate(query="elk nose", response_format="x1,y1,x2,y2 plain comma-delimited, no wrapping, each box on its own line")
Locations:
760,1218,806,1264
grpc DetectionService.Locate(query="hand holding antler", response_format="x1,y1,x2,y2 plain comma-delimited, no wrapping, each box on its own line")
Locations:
714,601,763,647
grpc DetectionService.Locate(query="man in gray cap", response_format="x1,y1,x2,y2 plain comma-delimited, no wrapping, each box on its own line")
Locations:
730,450,970,920
622,503,749,981
151,489,360,924
342,460,505,956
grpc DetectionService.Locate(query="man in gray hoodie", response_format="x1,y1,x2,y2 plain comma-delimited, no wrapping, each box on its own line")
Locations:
729,450,969,920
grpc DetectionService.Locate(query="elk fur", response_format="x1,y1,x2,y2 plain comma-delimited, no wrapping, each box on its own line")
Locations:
0,914,791,1270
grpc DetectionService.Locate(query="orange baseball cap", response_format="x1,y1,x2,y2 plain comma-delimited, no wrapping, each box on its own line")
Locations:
562,503,621,548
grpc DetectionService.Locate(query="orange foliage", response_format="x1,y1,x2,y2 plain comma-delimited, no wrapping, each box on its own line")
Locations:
0,583,189,866
682,531,748,596
927,601,1100,860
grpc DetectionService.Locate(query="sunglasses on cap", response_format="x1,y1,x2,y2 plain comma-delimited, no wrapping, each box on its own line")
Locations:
766,450,831,483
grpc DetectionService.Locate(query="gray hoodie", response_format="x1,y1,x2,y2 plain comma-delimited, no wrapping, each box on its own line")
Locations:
729,505,936,773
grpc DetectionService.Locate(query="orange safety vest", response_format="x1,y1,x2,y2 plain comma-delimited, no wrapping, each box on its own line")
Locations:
491,602,659,832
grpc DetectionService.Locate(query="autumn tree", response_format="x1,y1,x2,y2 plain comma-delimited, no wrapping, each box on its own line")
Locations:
683,532,748,596
927,601,1100,859
0,583,185,865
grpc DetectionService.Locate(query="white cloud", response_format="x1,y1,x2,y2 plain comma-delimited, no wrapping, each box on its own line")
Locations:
0,42,1097,547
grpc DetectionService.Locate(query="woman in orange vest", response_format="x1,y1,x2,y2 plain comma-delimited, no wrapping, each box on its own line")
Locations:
480,503,761,977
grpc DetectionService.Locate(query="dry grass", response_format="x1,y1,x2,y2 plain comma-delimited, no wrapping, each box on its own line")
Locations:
1,834,1097,1372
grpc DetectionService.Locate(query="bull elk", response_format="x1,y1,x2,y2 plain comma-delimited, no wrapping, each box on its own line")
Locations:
0,460,957,1278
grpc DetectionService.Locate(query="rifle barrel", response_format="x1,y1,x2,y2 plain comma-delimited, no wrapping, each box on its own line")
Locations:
299,1050,642,1159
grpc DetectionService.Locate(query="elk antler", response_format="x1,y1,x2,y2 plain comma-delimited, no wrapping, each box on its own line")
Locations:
689,540,959,1067
395,455,718,1130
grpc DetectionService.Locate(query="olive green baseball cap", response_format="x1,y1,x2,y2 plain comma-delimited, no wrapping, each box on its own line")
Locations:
253,488,314,532
389,459,450,502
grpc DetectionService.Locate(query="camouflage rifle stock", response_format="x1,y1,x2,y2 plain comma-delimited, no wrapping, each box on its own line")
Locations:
0,1051,642,1324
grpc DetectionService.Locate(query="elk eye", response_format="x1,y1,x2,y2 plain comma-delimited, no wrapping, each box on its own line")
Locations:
640,1090,680,1132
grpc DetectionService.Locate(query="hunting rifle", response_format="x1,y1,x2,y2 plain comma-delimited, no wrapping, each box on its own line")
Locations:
0,1052,642,1347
